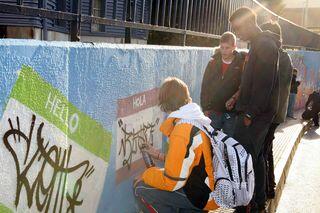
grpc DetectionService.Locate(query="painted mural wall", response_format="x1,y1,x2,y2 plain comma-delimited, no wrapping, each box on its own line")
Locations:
289,50,320,110
0,40,319,213
0,40,213,213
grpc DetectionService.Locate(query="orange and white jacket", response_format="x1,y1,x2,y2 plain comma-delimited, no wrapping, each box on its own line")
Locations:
142,103,219,211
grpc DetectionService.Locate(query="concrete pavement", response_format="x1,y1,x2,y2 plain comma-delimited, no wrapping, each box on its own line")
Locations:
276,127,320,213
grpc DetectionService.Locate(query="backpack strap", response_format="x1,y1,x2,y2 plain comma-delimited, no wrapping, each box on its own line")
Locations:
221,135,229,142
202,125,218,143
201,126,231,179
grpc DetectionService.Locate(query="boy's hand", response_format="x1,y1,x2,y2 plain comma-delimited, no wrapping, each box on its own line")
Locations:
225,98,236,110
204,111,211,117
144,145,160,159
243,116,252,127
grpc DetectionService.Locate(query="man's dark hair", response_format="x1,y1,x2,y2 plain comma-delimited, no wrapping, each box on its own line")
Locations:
260,22,282,41
229,7,257,24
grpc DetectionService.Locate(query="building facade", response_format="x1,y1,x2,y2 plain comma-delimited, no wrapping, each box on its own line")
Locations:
0,0,150,43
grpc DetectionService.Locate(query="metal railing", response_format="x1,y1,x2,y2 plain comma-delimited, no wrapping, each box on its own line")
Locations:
0,0,319,48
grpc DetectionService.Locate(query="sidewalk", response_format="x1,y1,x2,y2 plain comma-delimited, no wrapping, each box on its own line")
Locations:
276,127,320,213
211,111,310,213
267,113,311,212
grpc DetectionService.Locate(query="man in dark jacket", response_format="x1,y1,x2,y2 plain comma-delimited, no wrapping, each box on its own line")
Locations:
230,7,280,212
260,22,293,199
287,68,301,119
303,91,320,126
201,32,246,136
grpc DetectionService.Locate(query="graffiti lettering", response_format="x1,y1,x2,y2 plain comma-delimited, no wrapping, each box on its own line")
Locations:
3,115,94,212
132,95,146,109
45,92,79,134
118,118,159,169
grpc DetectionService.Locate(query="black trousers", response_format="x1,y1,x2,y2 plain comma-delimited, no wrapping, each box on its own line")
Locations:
302,108,319,126
233,114,272,212
263,123,279,198
313,112,319,126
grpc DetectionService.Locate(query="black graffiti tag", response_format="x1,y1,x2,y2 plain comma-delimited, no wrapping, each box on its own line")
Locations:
3,115,95,213
118,118,160,169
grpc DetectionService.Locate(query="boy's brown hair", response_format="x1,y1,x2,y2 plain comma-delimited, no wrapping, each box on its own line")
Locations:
220,31,236,46
158,77,191,113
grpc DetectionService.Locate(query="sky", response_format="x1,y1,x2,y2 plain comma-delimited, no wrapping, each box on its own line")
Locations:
283,0,320,8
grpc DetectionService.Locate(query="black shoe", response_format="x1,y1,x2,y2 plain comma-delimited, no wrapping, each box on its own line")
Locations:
234,206,247,213
257,204,267,213
248,202,267,213
266,191,275,199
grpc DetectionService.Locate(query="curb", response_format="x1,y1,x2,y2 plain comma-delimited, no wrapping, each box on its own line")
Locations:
267,120,312,213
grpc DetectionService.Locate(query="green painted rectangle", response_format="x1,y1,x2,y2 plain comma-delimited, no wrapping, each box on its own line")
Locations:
0,203,12,213
10,65,111,162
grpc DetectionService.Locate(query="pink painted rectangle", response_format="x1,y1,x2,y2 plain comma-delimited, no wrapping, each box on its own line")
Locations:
117,88,159,118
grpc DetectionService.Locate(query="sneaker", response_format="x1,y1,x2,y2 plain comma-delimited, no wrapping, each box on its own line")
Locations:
287,115,297,120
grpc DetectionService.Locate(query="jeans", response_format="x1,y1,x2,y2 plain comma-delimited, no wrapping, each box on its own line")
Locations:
209,112,236,137
263,123,279,198
287,93,297,117
134,181,204,213
233,114,272,212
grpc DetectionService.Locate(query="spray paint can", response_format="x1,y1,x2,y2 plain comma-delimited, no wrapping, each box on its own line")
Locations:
141,144,155,168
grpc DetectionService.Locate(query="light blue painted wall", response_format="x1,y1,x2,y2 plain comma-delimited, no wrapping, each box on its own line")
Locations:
288,50,320,109
0,39,213,212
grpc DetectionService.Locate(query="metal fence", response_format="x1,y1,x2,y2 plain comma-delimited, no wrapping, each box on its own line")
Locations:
0,0,319,49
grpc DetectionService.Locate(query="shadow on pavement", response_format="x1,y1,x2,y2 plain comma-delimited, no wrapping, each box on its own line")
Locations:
304,127,320,141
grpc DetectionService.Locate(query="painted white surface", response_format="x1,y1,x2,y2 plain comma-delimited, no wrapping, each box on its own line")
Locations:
277,128,320,212
0,98,107,212
116,106,164,170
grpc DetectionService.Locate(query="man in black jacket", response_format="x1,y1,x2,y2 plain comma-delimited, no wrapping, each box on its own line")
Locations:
303,91,320,126
260,22,293,199
287,68,301,119
201,32,246,137
230,7,280,212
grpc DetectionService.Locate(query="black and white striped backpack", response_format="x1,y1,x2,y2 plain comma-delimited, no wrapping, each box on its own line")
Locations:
176,119,254,208
205,129,255,208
